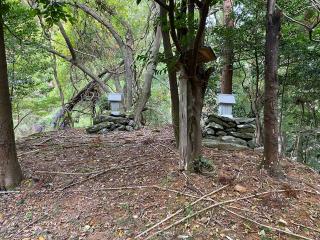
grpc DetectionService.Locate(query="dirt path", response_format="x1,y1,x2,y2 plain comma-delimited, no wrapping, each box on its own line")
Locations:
0,127,319,240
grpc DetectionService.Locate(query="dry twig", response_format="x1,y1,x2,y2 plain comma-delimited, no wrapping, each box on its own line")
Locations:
135,185,228,239
54,159,159,192
145,188,317,239
224,208,314,240
291,221,320,234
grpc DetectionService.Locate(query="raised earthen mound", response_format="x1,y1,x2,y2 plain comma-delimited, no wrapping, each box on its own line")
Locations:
1,127,319,240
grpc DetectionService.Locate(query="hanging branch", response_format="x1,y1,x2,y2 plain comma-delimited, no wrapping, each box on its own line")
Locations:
56,23,109,92
168,0,182,52
193,0,211,55
277,3,320,43
14,111,32,130
57,22,77,61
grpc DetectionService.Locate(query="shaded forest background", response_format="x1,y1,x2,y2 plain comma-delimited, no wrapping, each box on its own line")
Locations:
3,0,320,170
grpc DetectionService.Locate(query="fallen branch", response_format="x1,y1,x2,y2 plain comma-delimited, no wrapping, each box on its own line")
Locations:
54,159,159,192
135,185,228,238
154,143,178,156
0,190,20,194
145,188,317,239
70,185,155,192
18,213,48,234
224,208,314,240
17,149,41,157
35,170,97,175
34,137,54,146
291,221,320,234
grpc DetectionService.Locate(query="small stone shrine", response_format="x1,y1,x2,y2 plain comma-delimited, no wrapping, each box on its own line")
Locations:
86,92,136,134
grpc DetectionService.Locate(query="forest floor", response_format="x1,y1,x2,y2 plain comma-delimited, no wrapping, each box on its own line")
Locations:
0,126,320,240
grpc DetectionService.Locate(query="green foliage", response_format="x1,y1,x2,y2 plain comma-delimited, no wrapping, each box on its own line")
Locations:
33,0,74,26
194,156,215,173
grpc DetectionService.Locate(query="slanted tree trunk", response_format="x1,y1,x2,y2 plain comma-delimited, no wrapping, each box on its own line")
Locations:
75,3,135,110
134,24,162,126
261,0,281,175
160,6,180,146
0,14,23,189
221,0,234,94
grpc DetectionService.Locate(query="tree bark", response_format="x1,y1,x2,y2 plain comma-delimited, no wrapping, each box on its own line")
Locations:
179,68,205,172
134,24,162,126
160,6,180,146
0,14,23,189
261,0,281,175
221,0,234,94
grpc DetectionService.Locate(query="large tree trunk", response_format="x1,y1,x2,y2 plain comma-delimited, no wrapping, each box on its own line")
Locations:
0,14,23,189
134,24,162,126
157,0,213,171
179,68,204,172
160,6,180,146
261,0,281,175
221,0,234,94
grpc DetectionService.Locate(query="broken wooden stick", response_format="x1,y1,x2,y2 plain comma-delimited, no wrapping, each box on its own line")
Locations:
135,185,228,239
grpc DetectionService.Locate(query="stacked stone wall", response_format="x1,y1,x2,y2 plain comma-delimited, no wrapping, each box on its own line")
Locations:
203,114,256,150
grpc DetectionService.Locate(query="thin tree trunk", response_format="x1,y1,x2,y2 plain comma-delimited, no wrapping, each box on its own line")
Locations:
0,14,23,189
221,0,234,94
47,32,64,107
160,6,180,146
279,60,290,156
52,51,64,107
114,74,122,92
253,49,263,146
134,24,162,126
124,45,134,110
261,0,281,175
